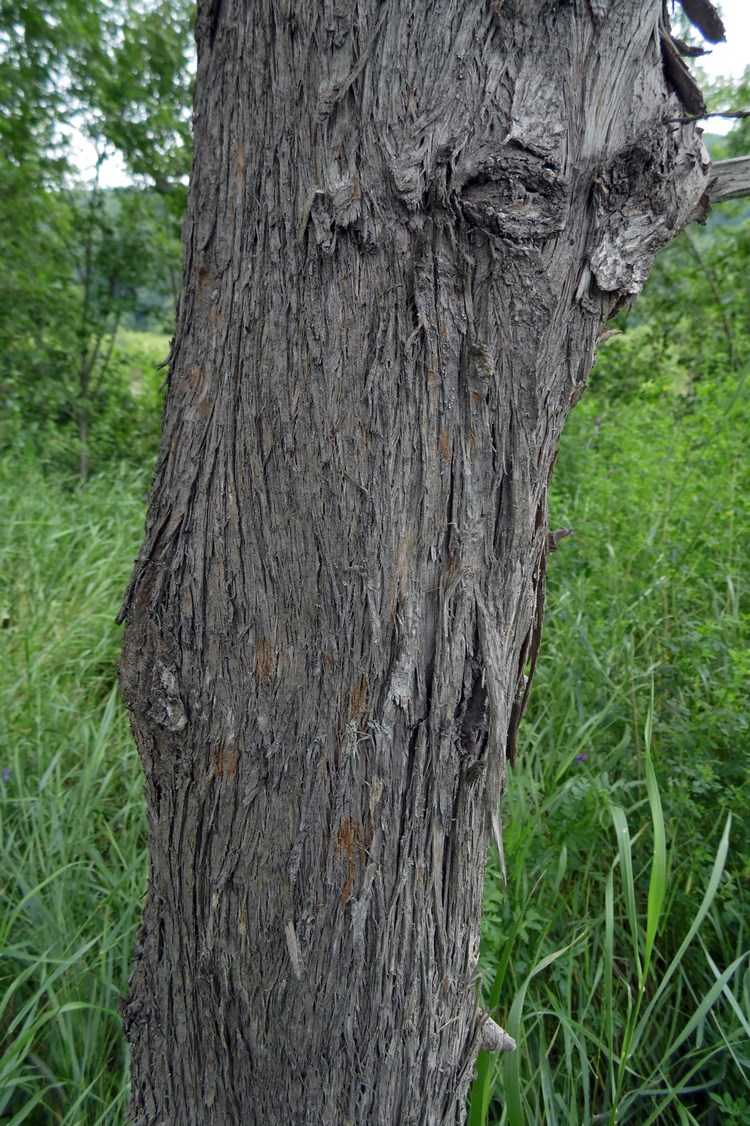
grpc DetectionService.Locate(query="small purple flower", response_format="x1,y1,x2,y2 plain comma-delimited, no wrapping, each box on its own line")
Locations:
574,752,587,764
1,767,10,783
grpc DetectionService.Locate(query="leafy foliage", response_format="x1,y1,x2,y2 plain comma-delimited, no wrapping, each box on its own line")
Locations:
0,0,191,477
0,0,194,187
1,322,170,478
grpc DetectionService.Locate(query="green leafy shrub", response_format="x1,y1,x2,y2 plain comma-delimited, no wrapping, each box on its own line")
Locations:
1,328,169,478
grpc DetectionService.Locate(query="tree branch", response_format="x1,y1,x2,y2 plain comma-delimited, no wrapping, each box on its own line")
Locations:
707,156,750,204
679,0,726,44
668,111,750,124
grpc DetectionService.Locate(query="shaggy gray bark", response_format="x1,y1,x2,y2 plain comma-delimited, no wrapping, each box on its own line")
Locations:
119,2,722,1121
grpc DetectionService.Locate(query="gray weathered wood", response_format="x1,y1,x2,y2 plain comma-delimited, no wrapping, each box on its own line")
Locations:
707,156,750,205
119,2,714,1121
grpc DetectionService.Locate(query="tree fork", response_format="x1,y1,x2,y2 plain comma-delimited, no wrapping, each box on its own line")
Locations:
119,2,716,1121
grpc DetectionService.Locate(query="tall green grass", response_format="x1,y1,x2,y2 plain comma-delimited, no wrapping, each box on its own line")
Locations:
0,462,148,1123
472,372,750,1123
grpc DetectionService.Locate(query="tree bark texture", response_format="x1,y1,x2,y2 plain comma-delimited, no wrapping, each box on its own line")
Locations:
119,2,712,1122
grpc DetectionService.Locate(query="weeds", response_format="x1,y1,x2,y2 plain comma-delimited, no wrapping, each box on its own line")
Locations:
472,366,750,1123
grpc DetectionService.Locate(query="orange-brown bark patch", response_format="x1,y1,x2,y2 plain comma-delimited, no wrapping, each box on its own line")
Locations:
206,743,238,782
346,673,368,725
334,818,365,908
255,636,275,682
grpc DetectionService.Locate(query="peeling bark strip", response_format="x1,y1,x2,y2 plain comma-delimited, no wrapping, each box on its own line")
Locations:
119,3,711,1122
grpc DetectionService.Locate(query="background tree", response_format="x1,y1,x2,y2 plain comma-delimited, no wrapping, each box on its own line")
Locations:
0,0,192,476
117,1,750,1121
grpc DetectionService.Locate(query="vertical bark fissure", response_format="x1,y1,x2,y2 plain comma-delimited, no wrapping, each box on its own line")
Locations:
119,2,711,1122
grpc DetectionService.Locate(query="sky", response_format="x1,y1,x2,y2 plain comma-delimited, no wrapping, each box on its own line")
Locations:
78,0,750,189
697,0,750,84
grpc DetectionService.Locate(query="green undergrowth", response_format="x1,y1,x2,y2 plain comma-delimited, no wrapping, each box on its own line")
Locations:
472,369,750,1123
1,329,169,481
0,462,149,1123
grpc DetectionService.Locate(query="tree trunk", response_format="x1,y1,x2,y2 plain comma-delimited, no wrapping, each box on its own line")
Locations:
118,2,712,1121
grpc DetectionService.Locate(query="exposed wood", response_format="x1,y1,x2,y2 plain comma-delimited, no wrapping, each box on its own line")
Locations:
478,1018,516,1054
119,2,714,1121
707,156,750,205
